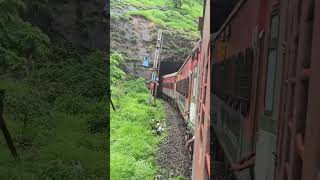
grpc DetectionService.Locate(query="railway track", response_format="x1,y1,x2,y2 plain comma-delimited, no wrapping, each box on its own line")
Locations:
156,100,192,180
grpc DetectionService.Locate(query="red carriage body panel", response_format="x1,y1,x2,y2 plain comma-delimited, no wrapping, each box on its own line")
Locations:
211,0,281,179
175,55,193,116
212,0,320,180
212,1,262,176
161,72,177,100
192,0,211,179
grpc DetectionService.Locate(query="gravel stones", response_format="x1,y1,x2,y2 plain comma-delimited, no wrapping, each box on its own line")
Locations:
156,100,192,179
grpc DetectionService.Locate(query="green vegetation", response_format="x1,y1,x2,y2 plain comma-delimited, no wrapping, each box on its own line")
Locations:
0,0,50,74
127,9,198,32
0,51,107,180
166,0,195,9
0,0,107,179
171,176,187,180
110,53,166,179
111,0,203,35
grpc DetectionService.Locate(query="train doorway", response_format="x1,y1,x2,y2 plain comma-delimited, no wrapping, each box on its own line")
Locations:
255,9,282,180
189,65,198,132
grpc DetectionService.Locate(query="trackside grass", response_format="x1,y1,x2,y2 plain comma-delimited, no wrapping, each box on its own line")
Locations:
110,78,166,179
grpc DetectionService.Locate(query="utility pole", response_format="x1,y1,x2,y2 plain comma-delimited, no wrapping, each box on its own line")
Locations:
151,29,163,102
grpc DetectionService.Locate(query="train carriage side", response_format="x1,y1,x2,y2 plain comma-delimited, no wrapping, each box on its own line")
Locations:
249,0,320,179
159,41,201,135
192,0,211,179
161,72,177,100
188,42,202,134
252,0,284,179
211,0,298,180
211,0,266,179
275,0,320,179
176,55,195,122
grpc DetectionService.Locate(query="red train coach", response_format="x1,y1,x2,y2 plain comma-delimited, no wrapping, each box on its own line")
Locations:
211,0,320,180
211,0,261,178
192,0,211,179
158,0,211,177
159,0,320,179
175,41,201,127
160,41,201,133
161,72,177,100
212,0,287,178
159,0,211,179
275,0,320,179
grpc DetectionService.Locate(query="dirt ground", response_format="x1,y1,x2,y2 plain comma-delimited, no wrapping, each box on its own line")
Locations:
156,100,192,179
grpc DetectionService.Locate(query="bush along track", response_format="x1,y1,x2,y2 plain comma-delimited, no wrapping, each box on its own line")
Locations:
0,1,107,179
110,52,192,180
0,50,108,179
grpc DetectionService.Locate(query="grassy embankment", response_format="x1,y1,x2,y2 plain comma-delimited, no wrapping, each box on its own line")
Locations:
111,0,203,36
110,53,167,179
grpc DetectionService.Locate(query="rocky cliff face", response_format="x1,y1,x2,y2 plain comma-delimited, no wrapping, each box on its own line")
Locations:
24,0,199,78
111,6,199,79
24,0,108,51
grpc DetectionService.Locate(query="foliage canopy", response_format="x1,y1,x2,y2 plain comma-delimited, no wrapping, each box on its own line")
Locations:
0,0,50,73
0,0,107,179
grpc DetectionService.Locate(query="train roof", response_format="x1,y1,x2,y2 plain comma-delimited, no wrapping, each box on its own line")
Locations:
214,0,247,41
176,40,201,73
162,72,178,78
160,40,200,80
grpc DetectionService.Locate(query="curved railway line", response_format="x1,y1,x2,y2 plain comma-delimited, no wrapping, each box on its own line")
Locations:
156,100,192,179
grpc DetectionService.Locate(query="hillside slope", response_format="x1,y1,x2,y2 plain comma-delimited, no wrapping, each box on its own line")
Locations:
111,0,203,78
23,0,108,51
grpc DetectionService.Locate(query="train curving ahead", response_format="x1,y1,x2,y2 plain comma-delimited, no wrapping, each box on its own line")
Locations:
161,41,201,133
159,41,211,179
159,0,211,179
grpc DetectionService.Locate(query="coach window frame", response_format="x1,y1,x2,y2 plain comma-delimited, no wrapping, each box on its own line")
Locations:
264,9,280,115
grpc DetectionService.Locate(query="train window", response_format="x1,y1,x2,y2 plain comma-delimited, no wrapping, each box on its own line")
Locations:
193,66,199,97
265,14,280,113
226,24,231,38
222,31,226,42
204,62,209,84
176,78,190,97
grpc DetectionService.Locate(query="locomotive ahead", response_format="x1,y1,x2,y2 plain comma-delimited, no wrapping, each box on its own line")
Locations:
159,0,320,179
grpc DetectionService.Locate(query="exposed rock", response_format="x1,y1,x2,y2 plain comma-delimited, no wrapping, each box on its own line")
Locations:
110,6,199,79
24,0,108,51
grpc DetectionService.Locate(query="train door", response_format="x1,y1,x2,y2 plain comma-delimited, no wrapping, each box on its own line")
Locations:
255,4,282,180
255,6,283,180
189,65,198,132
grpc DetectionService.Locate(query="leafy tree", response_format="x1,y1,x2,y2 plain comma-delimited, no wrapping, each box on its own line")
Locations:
110,53,126,84
0,0,50,75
